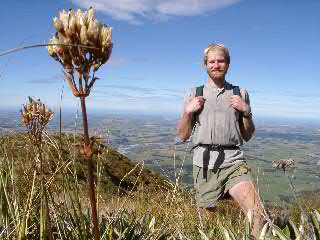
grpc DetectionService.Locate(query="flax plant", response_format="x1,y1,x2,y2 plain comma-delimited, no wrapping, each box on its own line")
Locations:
21,97,54,240
48,7,113,239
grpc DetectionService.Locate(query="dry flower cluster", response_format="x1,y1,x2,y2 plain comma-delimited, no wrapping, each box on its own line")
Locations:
47,8,113,239
48,8,112,77
21,97,53,145
272,158,294,170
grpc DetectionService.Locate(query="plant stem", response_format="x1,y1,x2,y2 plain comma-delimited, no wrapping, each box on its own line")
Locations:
0,43,98,57
38,146,53,240
80,96,99,240
59,83,64,149
284,170,306,216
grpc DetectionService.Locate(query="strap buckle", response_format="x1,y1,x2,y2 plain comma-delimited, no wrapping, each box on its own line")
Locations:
208,144,223,151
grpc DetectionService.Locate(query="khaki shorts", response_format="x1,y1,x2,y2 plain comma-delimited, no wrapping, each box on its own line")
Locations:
193,161,253,208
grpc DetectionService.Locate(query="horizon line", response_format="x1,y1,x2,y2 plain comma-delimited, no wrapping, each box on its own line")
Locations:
1,105,320,122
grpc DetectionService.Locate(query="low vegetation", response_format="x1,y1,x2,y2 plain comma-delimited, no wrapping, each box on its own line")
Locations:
0,133,319,239
1,5,318,239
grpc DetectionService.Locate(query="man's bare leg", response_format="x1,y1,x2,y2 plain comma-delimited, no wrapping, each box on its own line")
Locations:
228,181,265,237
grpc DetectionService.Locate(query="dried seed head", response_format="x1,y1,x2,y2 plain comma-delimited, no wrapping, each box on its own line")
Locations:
272,158,294,170
87,7,95,22
69,15,77,34
59,10,69,29
53,17,64,33
80,25,88,45
21,97,54,145
48,7,113,72
75,11,82,31
49,7,113,97
79,13,87,27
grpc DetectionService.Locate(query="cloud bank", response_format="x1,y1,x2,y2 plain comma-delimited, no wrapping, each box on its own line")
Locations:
70,0,240,24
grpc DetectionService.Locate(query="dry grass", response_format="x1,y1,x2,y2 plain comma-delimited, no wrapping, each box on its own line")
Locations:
0,132,320,239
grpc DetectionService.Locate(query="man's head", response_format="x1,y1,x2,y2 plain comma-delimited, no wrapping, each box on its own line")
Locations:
204,44,230,81
203,44,230,66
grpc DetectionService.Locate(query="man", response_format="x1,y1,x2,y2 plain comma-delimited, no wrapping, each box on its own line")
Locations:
178,44,265,237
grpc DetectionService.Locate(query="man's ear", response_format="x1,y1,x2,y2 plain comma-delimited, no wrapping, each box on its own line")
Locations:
226,63,230,71
203,62,208,69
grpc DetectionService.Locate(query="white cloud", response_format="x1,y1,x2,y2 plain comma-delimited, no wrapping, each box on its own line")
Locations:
156,0,240,16
70,0,241,24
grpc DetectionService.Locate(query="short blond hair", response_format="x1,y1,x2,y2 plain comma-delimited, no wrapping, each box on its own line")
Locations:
203,44,230,65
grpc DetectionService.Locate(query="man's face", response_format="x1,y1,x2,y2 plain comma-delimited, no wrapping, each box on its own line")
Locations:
206,49,229,80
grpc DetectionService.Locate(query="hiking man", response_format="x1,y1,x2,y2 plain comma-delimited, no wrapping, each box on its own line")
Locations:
178,44,265,236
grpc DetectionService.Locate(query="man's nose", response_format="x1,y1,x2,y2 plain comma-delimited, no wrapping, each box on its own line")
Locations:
213,61,220,68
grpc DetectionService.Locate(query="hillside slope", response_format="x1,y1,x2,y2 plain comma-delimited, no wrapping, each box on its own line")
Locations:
0,133,169,196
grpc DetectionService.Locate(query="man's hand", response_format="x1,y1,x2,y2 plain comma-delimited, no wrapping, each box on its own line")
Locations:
230,95,250,113
178,96,205,142
185,97,206,115
230,95,255,141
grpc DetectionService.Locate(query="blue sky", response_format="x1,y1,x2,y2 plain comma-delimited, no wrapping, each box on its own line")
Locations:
0,0,319,120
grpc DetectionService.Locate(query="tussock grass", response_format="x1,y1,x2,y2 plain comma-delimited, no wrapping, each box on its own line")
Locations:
0,133,319,239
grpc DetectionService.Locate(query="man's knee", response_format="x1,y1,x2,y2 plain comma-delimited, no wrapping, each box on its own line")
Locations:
228,180,255,198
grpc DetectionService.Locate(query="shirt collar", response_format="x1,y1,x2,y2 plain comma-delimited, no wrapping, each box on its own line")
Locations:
207,81,230,92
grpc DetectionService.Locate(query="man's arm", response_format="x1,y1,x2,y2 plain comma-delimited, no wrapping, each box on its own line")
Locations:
230,89,255,142
177,96,205,142
239,111,255,142
177,111,193,142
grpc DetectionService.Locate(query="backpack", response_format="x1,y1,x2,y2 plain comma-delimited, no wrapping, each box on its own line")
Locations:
195,85,241,97
194,85,242,120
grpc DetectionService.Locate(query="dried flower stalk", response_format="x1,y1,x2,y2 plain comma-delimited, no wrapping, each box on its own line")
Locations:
21,97,54,145
48,7,112,97
48,7,113,239
272,158,294,171
21,97,54,239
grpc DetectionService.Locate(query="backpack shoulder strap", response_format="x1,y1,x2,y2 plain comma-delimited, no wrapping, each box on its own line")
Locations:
192,85,204,125
195,85,204,97
232,85,241,97
232,85,244,118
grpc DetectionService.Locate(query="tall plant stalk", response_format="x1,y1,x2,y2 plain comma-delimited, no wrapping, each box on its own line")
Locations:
80,96,99,238
21,97,54,240
47,7,113,239
38,147,54,240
